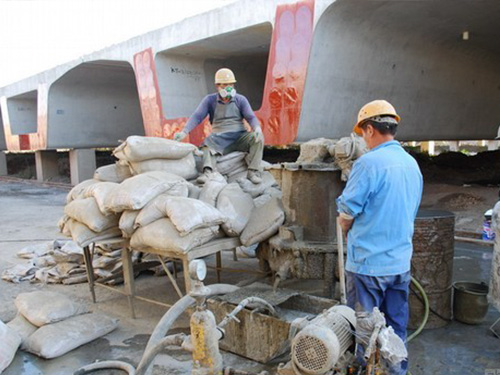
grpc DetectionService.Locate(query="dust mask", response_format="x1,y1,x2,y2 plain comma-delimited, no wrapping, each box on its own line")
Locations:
218,86,236,99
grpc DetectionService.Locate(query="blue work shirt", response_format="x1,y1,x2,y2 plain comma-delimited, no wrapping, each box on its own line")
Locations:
336,140,423,276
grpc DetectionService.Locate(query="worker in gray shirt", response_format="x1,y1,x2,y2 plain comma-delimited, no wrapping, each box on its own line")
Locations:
174,68,264,184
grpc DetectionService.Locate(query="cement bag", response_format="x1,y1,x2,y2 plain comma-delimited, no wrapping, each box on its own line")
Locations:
130,218,218,254
253,186,283,208
15,291,89,327
217,151,247,175
64,197,119,232
199,172,227,207
188,183,202,199
7,314,37,348
66,179,100,203
297,137,336,163
237,171,278,198
240,197,285,247
82,181,119,215
216,183,254,236
17,242,53,259
119,210,140,238
64,219,121,248
113,135,196,161
23,313,118,359
93,163,132,183
161,196,227,236
134,194,176,229
105,171,187,212
0,319,21,373
128,153,197,180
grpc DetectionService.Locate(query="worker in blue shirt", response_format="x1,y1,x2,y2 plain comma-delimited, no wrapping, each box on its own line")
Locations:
174,68,264,184
336,100,423,375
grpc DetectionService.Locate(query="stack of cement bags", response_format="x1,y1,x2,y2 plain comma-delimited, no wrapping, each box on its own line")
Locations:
60,179,122,248
113,135,198,180
1,240,130,285
5,291,118,360
59,135,285,258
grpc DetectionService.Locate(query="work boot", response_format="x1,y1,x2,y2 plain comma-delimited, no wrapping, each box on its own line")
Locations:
196,168,213,184
247,169,262,184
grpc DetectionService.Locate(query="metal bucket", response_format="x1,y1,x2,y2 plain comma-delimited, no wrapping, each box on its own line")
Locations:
453,281,489,325
409,210,455,329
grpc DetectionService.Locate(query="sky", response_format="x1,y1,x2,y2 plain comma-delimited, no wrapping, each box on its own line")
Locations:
0,0,238,88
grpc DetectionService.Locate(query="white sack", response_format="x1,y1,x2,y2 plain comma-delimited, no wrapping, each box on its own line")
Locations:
113,135,196,161
163,196,227,236
240,197,285,247
253,186,283,208
119,210,140,238
237,171,278,198
93,163,132,183
187,183,202,199
62,219,121,248
199,172,227,207
64,197,119,232
128,153,197,180
66,179,100,203
17,242,53,259
216,183,254,236
23,313,118,359
105,171,187,213
7,314,37,348
216,151,247,175
130,218,218,254
82,181,119,215
0,319,21,373
1,264,37,283
15,291,89,327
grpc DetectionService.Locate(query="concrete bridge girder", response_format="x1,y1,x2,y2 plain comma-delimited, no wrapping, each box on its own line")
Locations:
299,0,500,142
47,60,144,149
1,0,500,160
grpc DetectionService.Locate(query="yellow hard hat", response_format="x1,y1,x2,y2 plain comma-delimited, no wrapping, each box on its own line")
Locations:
353,100,401,135
214,68,236,84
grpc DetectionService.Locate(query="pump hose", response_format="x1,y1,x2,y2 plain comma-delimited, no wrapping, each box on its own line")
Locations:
404,276,429,375
407,276,429,342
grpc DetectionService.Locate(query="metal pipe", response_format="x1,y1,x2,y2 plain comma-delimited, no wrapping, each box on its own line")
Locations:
336,217,347,305
218,297,277,330
454,236,494,246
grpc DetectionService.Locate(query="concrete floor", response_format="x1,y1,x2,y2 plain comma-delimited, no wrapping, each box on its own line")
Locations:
0,179,499,375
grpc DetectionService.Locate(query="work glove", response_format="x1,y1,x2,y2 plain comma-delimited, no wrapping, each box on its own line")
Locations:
174,131,187,142
253,127,264,143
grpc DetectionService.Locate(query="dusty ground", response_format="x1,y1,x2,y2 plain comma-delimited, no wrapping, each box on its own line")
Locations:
0,178,499,375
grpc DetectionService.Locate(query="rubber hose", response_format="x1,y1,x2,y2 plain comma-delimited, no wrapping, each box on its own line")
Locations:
135,333,186,375
73,360,136,375
407,276,429,342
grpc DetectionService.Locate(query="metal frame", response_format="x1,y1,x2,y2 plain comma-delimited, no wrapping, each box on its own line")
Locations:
82,237,243,318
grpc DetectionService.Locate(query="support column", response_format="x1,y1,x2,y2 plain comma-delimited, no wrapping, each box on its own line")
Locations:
0,151,7,176
420,141,435,155
35,150,59,182
448,141,460,152
69,149,96,186
487,141,499,151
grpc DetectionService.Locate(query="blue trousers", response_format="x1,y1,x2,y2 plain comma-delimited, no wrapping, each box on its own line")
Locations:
346,270,411,375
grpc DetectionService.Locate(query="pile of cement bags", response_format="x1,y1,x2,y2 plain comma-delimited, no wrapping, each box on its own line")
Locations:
1,240,132,285
60,135,285,256
2,291,117,367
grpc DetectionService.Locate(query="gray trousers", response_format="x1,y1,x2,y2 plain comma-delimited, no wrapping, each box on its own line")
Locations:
202,132,264,171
